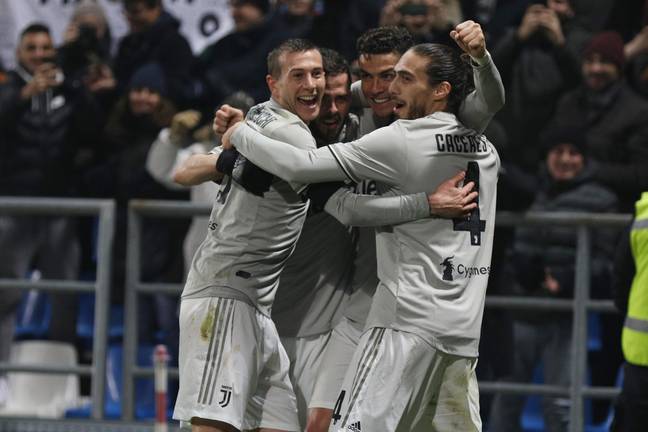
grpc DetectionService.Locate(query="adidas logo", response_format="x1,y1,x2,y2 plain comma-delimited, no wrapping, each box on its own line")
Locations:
347,421,361,432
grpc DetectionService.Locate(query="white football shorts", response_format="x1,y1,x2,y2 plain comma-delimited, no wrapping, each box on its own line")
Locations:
329,327,481,432
173,297,299,431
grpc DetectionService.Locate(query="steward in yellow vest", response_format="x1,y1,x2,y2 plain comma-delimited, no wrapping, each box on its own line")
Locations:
612,192,648,432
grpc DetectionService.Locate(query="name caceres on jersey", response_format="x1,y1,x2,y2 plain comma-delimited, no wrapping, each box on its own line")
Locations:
328,111,500,358
182,99,315,316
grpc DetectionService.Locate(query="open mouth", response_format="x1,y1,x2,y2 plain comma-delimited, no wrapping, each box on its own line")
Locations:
297,94,319,109
320,116,340,127
370,96,391,105
393,100,406,114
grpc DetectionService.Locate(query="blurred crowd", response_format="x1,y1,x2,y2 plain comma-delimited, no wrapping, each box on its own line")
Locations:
1,0,647,428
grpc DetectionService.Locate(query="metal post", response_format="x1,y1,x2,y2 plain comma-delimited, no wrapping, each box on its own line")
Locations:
569,227,590,432
90,202,115,420
123,206,142,420
154,345,170,432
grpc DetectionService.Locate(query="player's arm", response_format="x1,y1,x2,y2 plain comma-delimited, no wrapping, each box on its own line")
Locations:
308,182,428,226
226,120,406,186
147,128,208,190
317,171,477,226
226,122,347,183
173,146,226,186
452,20,506,133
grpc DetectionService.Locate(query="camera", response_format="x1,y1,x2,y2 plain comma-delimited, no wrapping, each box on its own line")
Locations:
58,24,102,78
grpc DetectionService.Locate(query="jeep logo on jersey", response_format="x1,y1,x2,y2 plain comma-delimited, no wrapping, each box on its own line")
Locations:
441,256,455,281
441,256,490,281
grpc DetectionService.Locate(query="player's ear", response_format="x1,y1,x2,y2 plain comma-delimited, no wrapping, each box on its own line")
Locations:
433,81,451,101
266,74,278,96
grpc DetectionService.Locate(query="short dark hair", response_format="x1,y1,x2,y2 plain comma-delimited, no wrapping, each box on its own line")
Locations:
267,38,319,78
320,47,350,83
123,0,161,10
411,43,474,114
356,26,414,57
20,23,51,40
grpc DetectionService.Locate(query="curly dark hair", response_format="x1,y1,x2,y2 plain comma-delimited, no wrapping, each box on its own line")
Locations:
267,38,320,78
411,43,474,114
356,26,414,57
320,47,350,81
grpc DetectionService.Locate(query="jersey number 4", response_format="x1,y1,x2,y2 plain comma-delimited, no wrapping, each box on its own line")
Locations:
332,390,346,425
453,161,485,246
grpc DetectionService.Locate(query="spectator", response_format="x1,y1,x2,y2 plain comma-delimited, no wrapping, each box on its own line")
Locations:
492,0,587,170
611,191,648,432
380,0,456,46
308,0,383,60
489,126,618,432
86,63,186,362
146,91,255,273
274,0,317,38
622,4,648,98
59,0,116,117
194,0,290,108
551,31,648,211
113,0,194,107
0,23,102,366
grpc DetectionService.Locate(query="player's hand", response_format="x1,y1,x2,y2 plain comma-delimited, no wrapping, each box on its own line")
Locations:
170,110,201,147
214,104,245,136
451,20,486,59
221,121,243,150
427,171,478,218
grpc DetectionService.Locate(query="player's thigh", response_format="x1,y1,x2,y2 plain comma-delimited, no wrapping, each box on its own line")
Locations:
428,355,481,432
245,314,299,431
174,298,298,431
328,328,423,432
310,318,363,410
330,328,473,432
283,332,332,428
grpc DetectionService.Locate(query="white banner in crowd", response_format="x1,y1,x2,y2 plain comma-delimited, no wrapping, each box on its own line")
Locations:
0,0,234,70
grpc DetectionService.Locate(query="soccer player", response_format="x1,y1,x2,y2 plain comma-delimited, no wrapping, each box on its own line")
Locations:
172,39,463,432
221,42,500,431
307,21,504,432
171,39,324,432
204,45,474,430
265,47,450,429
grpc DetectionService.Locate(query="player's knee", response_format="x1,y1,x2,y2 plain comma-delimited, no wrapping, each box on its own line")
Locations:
190,416,238,432
305,407,333,432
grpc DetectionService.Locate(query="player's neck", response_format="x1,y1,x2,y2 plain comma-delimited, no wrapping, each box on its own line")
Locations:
425,100,449,117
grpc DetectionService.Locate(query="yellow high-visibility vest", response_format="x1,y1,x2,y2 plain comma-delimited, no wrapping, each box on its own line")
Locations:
623,192,648,366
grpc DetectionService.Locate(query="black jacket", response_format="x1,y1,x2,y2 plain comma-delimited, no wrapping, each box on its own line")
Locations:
114,11,194,106
501,164,619,320
551,82,648,211
195,15,297,108
0,68,100,196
